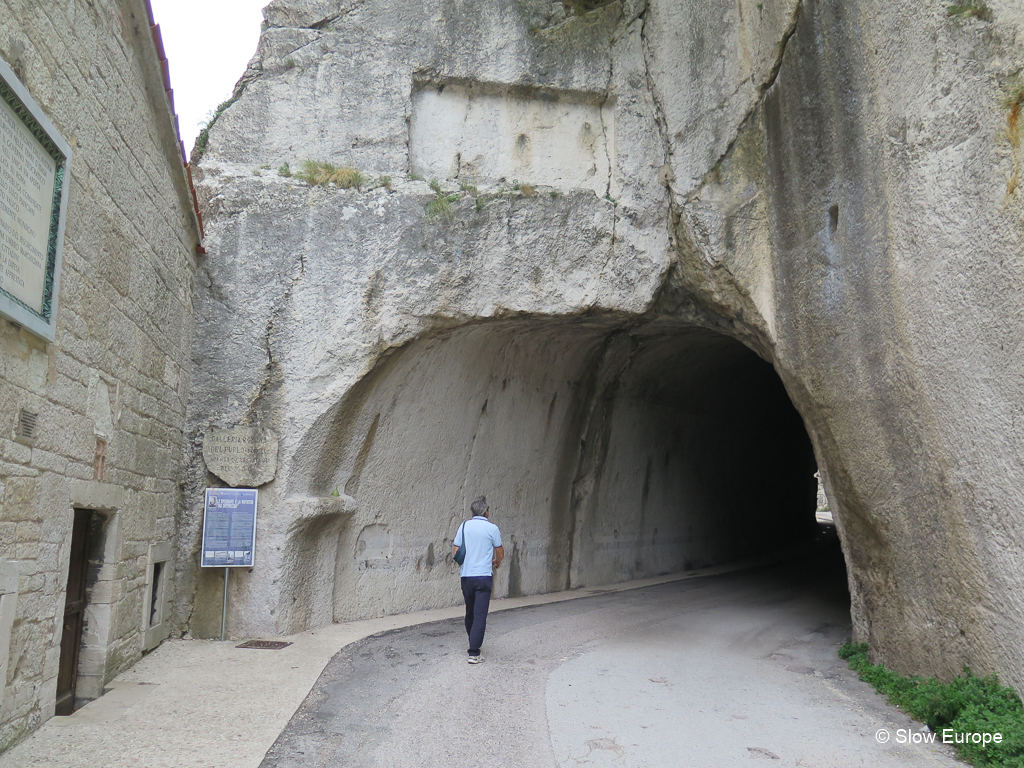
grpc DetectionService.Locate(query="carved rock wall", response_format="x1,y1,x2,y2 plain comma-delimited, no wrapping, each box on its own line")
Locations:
186,0,1024,691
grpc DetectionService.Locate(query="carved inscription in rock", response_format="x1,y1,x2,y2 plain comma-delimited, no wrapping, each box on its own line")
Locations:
203,427,279,487
409,82,615,195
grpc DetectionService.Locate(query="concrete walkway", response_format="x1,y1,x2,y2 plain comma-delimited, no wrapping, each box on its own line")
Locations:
0,540,960,767
1,561,768,768
259,546,962,768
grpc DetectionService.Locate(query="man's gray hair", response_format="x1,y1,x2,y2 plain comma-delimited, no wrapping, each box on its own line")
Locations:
470,496,488,517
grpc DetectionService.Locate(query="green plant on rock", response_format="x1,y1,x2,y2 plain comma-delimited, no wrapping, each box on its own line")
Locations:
560,0,614,15
1002,77,1024,110
425,179,461,218
946,1,991,21
284,57,297,69
192,90,244,161
426,195,459,217
378,175,393,190
297,160,365,189
278,162,292,177
839,642,1024,767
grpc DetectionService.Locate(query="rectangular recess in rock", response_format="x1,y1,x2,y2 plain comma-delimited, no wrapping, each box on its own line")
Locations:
409,80,615,194
142,541,171,651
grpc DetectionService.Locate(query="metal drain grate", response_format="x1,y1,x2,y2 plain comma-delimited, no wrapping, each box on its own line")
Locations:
236,640,292,650
16,409,37,440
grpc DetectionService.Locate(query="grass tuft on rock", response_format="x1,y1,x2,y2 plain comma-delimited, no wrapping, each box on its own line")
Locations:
424,179,461,218
1002,78,1024,110
840,642,1024,766
426,192,460,218
561,0,615,15
297,161,365,189
946,1,992,21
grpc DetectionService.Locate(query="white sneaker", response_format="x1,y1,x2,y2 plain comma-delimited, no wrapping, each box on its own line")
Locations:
468,656,484,664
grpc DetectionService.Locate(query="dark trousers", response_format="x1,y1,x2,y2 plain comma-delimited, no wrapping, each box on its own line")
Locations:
461,576,493,656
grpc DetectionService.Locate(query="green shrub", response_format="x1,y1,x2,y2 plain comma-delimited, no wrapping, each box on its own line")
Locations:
278,162,291,177
840,642,1024,766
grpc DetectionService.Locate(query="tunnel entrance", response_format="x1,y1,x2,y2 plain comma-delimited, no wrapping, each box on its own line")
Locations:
295,316,829,626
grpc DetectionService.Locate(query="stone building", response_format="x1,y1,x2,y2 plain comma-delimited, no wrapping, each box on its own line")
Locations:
0,0,201,750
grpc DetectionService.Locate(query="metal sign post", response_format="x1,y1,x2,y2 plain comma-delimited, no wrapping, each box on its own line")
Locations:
221,568,230,642
200,488,258,641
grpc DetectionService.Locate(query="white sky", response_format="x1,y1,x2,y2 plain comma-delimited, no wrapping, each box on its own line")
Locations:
148,0,269,147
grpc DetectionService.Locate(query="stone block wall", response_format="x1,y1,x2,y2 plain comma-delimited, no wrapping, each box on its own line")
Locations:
0,0,200,751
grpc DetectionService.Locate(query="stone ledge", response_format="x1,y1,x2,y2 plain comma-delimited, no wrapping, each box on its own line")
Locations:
283,494,357,525
69,480,124,511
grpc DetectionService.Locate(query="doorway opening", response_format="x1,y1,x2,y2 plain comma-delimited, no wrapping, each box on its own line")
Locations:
56,509,92,716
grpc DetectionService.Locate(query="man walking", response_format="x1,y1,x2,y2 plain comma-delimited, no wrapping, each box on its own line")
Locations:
453,496,503,664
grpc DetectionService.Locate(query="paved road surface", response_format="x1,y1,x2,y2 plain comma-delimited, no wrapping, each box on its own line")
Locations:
261,541,962,768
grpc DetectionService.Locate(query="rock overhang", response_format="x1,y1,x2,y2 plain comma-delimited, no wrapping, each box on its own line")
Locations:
182,0,1024,695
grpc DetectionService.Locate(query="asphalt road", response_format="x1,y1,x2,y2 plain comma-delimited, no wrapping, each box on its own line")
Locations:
261,539,962,768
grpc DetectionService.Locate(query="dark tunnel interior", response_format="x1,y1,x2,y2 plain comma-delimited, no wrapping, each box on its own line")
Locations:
290,316,845,626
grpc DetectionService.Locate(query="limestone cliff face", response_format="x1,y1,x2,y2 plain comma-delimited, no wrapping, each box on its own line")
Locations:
185,0,1024,690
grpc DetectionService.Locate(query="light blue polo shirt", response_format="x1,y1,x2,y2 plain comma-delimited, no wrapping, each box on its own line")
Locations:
453,516,503,577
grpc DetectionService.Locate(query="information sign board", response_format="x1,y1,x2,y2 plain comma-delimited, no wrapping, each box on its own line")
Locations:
0,56,70,342
201,488,258,568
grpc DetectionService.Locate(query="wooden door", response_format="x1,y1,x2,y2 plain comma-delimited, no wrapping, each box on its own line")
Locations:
55,509,91,716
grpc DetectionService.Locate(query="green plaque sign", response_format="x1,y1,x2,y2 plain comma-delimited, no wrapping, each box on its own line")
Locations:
0,55,71,342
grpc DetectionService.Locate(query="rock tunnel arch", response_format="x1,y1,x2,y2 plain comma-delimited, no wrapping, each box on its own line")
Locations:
284,315,824,630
